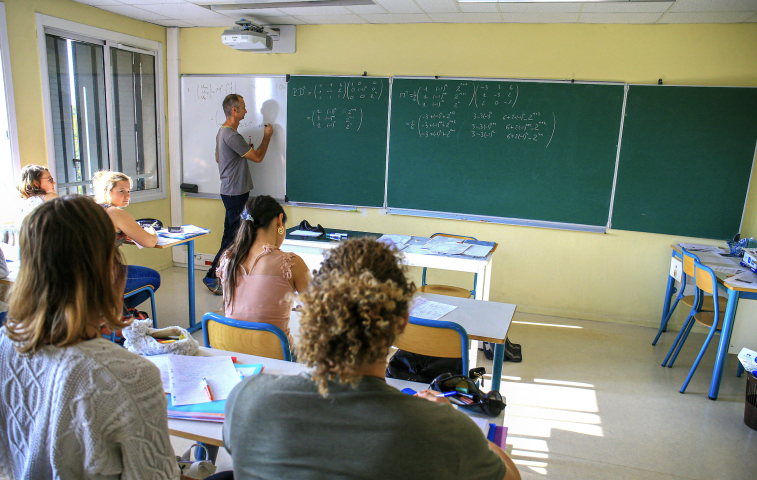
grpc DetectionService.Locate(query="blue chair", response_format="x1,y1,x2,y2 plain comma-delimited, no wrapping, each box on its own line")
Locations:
655,248,725,347
202,312,292,362
124,285,157,328
675,261,726,394
419,233,478,299
393,316,469,376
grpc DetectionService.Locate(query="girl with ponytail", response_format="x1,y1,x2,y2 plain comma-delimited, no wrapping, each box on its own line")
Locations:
217,195,310,345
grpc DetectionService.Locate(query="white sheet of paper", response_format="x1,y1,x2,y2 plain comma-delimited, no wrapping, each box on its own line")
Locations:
410,297,458,320
429,243,471,255
168,355,240,406
463,245,494,258
725,271,757,289
156,236,176,246
393,244,409,251
378,234,412,245
290,230,323,237
404,245,431,255
670,257,683,283
145,355,171,393
424,236,462,246
679,243,724,253
711,266,749,275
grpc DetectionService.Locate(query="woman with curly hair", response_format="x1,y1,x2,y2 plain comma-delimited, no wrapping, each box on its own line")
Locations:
15,164,58,227
222,237,520,480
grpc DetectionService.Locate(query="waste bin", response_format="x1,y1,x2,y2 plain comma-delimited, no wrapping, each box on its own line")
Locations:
745,372,757,431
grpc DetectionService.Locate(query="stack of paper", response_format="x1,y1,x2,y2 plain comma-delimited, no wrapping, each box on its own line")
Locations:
678,243,724,254
168,355,240,406
410,297,457,320
158,225,209,240
725,271,757,289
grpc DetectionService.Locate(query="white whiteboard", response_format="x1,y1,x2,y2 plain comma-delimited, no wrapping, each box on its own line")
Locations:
180,75,287,198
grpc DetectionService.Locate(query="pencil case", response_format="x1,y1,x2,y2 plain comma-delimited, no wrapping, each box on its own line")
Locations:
122,319,199,356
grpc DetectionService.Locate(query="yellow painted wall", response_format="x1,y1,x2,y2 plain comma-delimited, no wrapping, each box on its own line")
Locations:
180,23,757,328
4,0,172,269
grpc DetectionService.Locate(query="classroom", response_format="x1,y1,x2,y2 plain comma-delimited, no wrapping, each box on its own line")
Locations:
0,0,756,479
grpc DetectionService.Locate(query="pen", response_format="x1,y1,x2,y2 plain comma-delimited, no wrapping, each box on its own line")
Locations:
436,391,457,398
149,221,159,230
202,377,214,401
237,370,245,382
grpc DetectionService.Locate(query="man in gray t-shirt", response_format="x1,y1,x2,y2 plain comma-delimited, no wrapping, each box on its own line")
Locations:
203,93,273,294
224,373,510,480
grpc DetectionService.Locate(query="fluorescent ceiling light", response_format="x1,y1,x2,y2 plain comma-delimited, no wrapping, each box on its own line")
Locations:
203,0,375,11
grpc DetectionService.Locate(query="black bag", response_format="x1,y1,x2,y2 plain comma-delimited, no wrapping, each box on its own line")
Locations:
430,372,506,417
386,350,463,384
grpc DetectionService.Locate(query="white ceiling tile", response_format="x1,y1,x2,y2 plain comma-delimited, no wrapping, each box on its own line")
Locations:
372,0,424,14
659,11,754,21
579,12,664,24
151,19,196,26
428,12,501,22
414,0,460,14
293,14,368,23
498,3,580,13
459,2,498,13
670,0,757,12
73,0,126,6
218,8,290,16
97,5,171,20
139,3,230,18
581,2,674,13
746,12,757,20
346,4,388,14
360,13,431,22
120,0,190,5
182,17,239,26
278,6,352,15
500,12,579,23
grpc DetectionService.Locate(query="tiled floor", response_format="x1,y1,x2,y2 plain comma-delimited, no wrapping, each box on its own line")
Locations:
152,267,756,479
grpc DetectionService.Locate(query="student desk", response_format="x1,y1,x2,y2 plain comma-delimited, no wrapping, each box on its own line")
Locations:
281,228,498,301
660,246,757,400
125,232,209,333
167,346,505,447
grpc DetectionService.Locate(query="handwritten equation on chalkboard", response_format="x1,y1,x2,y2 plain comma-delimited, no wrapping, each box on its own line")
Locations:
395,82,556,147
292,79,384,131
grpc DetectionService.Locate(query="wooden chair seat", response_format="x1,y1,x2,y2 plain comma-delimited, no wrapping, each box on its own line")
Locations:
418,284,471,298
693,311,724,330
682,295,726,313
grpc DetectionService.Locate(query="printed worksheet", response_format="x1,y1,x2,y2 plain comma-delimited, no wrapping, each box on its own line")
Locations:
168,355,240,406
410,297,457,320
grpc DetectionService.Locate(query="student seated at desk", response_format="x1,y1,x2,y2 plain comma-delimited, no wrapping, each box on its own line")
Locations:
15,164,58,227
223,238,520,480
0,195,189,479
93,171,161,310
217,195,310,346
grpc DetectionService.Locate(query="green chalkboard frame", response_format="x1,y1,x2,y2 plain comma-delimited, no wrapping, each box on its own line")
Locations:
385,76,626,232
611,84,757,239
286,75,390,208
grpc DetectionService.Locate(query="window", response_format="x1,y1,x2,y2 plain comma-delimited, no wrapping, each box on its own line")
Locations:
38,16,165,202
0,3,19,224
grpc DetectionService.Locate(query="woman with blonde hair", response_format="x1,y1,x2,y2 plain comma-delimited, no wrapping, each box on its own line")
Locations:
223,237,521,480
15,164,58,227
217,195,310,347
93,171,160,310
0,195,186,479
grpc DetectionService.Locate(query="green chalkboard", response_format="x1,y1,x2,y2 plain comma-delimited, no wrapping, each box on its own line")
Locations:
286,76,389,207
387,78,625,227
612,85,757,239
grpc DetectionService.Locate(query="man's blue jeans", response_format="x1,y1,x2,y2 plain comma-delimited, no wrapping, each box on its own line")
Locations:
206,192,249,279
124,265,161,309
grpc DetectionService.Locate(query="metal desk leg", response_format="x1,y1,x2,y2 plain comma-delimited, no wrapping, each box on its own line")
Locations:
187,240,200,333
709,289,739,400
491,342,505,392
654,256,678,345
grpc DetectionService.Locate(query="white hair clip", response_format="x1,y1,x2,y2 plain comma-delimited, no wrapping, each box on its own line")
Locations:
241,212,254,222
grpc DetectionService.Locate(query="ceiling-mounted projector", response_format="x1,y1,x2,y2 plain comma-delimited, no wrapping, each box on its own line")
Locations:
222,19,273,51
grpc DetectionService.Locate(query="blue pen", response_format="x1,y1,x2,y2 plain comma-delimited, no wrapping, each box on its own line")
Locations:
237,370,245,382
436,391,457,398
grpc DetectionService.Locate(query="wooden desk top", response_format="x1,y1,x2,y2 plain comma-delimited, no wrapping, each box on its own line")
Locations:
670,244,757,293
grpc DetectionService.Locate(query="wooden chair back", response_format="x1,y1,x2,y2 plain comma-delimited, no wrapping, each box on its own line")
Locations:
393,318,469,375
202,313,291,361
695,262,717,295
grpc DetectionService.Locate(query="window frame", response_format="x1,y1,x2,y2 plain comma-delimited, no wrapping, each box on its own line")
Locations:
0,2,21,185
36,14,167,203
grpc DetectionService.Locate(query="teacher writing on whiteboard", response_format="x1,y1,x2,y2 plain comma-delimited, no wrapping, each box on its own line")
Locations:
203,93,274,295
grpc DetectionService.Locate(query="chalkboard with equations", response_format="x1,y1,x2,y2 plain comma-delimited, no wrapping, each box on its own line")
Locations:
387,78,626,228
286,76,390,207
